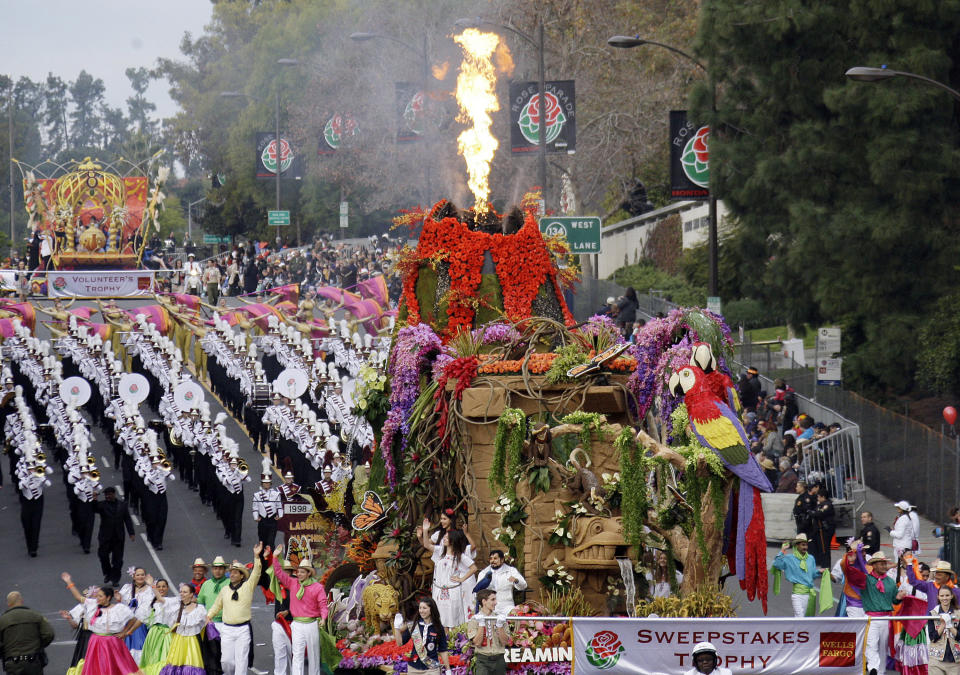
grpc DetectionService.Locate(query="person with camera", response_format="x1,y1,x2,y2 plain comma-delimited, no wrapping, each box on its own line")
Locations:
468,589,511,675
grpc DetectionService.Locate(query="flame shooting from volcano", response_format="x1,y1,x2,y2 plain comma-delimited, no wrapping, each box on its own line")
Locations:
454,29,500,212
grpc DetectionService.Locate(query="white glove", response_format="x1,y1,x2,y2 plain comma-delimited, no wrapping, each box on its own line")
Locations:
393,613,404,629
445,670,452,675
496,617,506,628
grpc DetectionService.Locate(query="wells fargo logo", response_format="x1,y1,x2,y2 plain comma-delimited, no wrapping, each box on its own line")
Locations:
819,631,856,667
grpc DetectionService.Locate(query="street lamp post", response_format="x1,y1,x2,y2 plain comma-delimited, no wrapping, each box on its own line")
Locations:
7,92,14,259
219,58,298,246
607,35,720,299
845,66,960,102
454,17,548,209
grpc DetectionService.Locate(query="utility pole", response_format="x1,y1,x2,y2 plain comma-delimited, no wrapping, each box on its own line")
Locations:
537,22,547,207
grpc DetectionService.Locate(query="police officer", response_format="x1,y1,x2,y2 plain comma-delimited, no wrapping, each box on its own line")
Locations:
0,591,54,674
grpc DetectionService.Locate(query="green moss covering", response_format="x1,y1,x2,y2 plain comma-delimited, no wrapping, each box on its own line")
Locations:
414,265,438,326
473,273,505,327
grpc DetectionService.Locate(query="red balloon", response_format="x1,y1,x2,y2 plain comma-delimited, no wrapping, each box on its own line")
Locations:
944,406,958,426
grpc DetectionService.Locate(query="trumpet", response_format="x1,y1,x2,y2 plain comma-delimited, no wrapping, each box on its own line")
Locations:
35,451,46,463
237,460,249,476
30,464,46,477
159,460,172,473
89,469,101,482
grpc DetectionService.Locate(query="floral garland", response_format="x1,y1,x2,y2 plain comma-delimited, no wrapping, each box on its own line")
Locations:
400,201,574,339
625,308,734,423
433,355,479,450
381,324,442,487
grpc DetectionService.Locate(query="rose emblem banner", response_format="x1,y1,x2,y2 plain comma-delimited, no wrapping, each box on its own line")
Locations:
509,80,576,154
572,617,867,675
669,110,710,200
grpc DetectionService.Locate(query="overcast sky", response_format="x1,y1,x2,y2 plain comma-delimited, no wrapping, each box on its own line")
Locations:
1,0,213,120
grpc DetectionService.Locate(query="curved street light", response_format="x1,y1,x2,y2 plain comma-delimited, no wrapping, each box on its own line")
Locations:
608,34,719,298
845,66,960,102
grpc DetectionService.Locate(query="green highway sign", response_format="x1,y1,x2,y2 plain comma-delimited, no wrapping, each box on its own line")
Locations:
268,210,291,226
538,216,602,254
203,234,231,244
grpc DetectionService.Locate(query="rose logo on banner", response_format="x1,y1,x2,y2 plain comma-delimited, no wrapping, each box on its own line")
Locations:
819,632,856,667
518,91,566,145
681,126,710,188
185,391,194,402
585,630,624,670
53,276,66,291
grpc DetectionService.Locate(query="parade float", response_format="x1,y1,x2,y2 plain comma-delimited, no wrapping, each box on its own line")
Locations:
271,28,768,673
15,153,169,270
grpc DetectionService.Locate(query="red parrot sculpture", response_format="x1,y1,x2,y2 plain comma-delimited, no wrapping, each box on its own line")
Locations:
669,363,771,612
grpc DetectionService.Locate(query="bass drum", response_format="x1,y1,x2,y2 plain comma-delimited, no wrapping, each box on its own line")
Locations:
250,382,272,410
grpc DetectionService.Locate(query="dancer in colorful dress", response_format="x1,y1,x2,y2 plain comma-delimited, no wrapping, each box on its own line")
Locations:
139,579,178,675
61,572,142,675
159,583,209,675
120,567,154,664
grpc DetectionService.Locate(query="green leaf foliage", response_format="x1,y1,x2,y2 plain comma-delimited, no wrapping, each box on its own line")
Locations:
692,0,960,397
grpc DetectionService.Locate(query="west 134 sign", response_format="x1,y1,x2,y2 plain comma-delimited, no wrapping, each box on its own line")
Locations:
510,80,576,154
669,110,710,200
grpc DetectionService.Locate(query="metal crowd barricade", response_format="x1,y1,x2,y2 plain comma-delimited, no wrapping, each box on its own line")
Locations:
797,427,866,504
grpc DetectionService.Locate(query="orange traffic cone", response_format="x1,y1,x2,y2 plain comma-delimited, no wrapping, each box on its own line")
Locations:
830,535,839,550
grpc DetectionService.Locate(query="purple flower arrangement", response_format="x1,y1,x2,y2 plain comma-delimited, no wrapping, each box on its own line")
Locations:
381,323,442,486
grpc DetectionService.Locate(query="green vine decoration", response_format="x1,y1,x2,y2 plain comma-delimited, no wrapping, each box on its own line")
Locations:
558,411,607,454
544,343,588,384
669,404,728,566
490,408,526,498
616,428,652,548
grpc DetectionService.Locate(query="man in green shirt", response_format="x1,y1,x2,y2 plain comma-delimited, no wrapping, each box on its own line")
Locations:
0,591,54,674
199,555,230,630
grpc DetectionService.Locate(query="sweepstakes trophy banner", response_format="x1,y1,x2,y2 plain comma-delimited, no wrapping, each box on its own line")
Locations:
572,617,866,675
47,271,156,298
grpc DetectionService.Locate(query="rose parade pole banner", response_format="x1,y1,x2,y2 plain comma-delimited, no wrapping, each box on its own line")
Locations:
47,271,156,298
509,80,576,154
573,617,866,675
255,132,303,180
669,110,710,201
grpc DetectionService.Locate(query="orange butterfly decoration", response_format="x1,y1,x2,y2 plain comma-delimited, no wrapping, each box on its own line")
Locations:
352,491,391,531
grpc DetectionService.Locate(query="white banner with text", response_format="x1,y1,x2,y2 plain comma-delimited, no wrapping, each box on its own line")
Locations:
47,271,156,298
572,617,867,675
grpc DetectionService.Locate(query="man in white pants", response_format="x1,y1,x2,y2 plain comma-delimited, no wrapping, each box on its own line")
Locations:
271,558,295,675
206,542,263,675
844,546,905,675
772,533,820,617
272,544,329,675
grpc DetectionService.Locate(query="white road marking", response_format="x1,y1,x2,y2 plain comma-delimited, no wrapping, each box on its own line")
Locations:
140,533,171,582
100,455,110,468
131,513,140,527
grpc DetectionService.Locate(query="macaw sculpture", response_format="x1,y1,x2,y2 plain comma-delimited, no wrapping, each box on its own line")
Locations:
690,341,741,415
669,364,771,611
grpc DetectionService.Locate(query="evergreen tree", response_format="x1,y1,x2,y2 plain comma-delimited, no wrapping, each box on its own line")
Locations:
68,70,106,147
43,74,70,155
693,0,960,395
